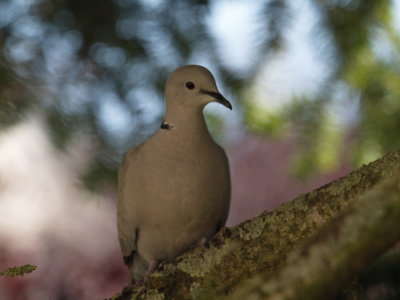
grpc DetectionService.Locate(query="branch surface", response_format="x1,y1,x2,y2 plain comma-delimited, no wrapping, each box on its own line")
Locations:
229,172,400,300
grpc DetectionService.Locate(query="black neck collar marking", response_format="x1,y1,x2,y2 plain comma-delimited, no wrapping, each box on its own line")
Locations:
160,120,173,130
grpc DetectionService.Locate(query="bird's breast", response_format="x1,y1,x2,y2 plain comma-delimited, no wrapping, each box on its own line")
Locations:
120,129,231,263
130,133,230,226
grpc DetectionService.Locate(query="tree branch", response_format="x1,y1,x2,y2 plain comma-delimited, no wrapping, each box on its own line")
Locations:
110,150,400,300
228,172,400,300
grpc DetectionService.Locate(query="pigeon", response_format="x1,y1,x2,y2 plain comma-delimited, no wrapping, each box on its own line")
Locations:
117,65,231,283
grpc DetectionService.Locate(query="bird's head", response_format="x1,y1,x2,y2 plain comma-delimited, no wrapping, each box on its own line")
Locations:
165,65,232,110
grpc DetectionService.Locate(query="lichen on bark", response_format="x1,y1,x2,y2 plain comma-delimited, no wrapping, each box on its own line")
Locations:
229,173,400,300
0,264,37,277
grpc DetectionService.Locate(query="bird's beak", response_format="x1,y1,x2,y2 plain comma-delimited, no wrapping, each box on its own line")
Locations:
202,90,232,110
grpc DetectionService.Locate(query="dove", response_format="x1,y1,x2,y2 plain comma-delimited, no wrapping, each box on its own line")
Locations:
117,65,231,283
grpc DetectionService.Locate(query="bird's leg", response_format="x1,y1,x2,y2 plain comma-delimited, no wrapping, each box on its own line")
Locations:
131,278,144,288
143,260,159,282
130,260,160,287
189,237,210,250
196,237,208,247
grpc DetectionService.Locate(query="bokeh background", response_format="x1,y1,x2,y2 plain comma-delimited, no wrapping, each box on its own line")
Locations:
1,0,399,299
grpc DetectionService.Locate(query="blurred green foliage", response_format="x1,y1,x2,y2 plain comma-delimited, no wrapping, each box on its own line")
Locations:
243,0,399,177
0,0,399,182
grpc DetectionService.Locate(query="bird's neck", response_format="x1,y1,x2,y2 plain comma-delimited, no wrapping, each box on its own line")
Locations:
162,105,209,134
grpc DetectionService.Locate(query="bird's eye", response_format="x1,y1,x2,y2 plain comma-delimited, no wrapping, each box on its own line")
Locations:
185,81,195,90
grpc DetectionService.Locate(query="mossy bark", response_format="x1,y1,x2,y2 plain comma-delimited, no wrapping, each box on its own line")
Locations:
109,150,400,300
228,172,400,300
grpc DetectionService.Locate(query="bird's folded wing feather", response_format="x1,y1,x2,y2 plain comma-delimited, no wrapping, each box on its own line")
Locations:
117,146,142,259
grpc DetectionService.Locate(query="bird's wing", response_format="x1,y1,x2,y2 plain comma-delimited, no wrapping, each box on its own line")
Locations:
117,145,143,261
213,146,231,232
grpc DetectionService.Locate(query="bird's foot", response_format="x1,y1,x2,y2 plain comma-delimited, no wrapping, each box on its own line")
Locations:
143,260,159,282
196,237,208,246
188,237,210,251
131,278,145,288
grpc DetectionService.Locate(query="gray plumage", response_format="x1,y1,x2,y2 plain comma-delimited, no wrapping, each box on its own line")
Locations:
117,65,231,283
